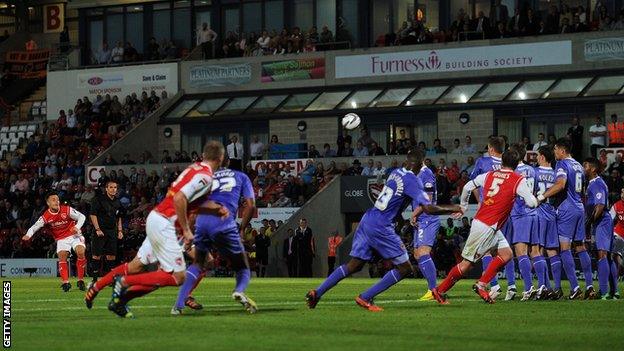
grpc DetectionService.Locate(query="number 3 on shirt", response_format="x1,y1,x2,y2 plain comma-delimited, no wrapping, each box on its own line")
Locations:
375,186,394,210
486,177,505,197
575,172,582,193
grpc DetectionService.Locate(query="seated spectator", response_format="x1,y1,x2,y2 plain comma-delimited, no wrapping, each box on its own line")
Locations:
111,41,124,63
368,141,385,156
462,136,477,154
385,159,400,175
322,143,336,158
432,138,447,153
352,141,368,157
95,41,112,64
308,144,321,158
346,160,363,176
320,25,334,45
165,40,178,59
123,42,139,61
372,161,386,176
361,159,375,176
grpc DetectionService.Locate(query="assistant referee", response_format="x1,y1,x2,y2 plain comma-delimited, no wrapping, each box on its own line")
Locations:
89,180,124,280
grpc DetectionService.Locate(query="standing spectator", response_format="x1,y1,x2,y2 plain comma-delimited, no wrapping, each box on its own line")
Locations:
111,41,124,63
254,228,270,277
608,114,624,147
532,132,547,151
444,218,458,239
462,136,477,154
357,128,375,150
95,42,112,64
589,116,607,157
59,26,70,53
147,37,160,60
25,38,37,51
473,11,491,38
197,22,218,59
89,180,123,281
327,230,342,276
249,136,264,160
295,218,315,277
490,0,509,26
227,135,244,170
257,30,271,54
283,228,298,277
567,117,584,160
458,217,471,241
319,25,334,45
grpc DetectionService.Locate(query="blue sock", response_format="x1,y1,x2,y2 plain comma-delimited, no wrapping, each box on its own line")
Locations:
578,250,593,289
517,255,532,291
610,260,619,295
316,264,349,297
549,255,561,289
482,255,499,286
560,250,579,290
360,268,404,301
234,268,251,293
532,255,547,288
175,264,202,309
598,258,610,296
417,255,437,290
505,258,516,287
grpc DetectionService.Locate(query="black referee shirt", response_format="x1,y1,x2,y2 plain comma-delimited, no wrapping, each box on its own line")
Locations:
90,194,123,230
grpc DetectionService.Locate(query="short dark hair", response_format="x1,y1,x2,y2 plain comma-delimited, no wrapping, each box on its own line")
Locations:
203,141,225,161
554,138,572,153
508,143,526,162
501,150,520,169
584,157,601,172
407,148,425,167
45,191,59,201
105,180,117,187
537,145,554,164
488,136,505,154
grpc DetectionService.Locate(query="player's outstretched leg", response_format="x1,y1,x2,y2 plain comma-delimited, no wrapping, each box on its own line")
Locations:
434,261,473,304
85,258,147,309
109,269,181,318
576,247,595,299
482,255,501,299
356,258,412,312
307,258,365,309
173,264,205,314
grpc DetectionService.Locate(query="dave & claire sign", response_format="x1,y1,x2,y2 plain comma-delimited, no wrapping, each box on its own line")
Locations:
585,38,624,61
335,41,572,79
189,63,252,88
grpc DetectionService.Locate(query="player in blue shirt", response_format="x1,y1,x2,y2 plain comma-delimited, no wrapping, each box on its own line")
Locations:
584,158,615,299
470,136,508,300
306,149,462,312
172,159,257,314
532,146,562,300
412,164,440,301
538,138,593,300
508,144,539,301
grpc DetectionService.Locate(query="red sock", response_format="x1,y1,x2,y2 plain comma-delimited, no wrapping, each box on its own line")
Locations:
479,256,506,285
124,270,178,288
438,264,464,293
76,258,87,281
94,263,128,291
189,271,206,297
122,284,158,303
59,261,69,283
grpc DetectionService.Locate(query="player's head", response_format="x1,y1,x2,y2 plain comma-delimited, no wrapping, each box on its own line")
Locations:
553,138,572,160
507,143,526,163
105,180,118,198
501,149,520,170
583,157,600,178
203,141,225,164
537,145,554,166
487,136,504,156
406,148,425,172
45,192,60,211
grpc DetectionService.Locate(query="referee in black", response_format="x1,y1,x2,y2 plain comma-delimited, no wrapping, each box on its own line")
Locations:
89,180,124,281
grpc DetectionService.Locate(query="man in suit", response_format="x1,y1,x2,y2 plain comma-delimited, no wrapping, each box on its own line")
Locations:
490,0,509,26
473,11,491,38
226,135,244,171
283,228,298,277
295,218,315,277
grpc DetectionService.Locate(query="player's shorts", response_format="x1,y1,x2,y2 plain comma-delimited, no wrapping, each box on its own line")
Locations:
56,234,86,253
537,215,558,249
136,238,159,266
413,219,440,248
194,219,244,256
594,217,614,252
462,219,510,263
91,230,118,256
556,204,585,242
613,235,624,259
145,211,186,273
350,214,408,264
511,214,540,245
501,219,513,244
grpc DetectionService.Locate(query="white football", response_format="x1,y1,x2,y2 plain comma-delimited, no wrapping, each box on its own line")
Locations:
342,113,361,130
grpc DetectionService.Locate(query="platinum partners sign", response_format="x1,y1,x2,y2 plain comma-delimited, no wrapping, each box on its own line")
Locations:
189,63,252,88
585,37,624,61
335,40,572,79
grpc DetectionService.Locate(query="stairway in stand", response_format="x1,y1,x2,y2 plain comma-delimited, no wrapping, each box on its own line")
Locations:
17,85,47,122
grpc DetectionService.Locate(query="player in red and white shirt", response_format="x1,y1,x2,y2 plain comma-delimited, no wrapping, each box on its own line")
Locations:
432,150,538,304
22,192,87,292
609,188,624,296
84,142,226,318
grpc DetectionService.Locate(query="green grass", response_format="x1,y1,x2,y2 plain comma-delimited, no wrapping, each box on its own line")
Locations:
9,277,624,351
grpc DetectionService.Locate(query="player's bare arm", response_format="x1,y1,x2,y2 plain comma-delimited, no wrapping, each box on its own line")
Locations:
539,177,565,202
590,203,606,225
198,200,230,219
239,198,255,236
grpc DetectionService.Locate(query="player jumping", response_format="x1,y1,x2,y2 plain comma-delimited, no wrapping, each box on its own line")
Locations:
22,192,87,292
172,158,257,315
538,138,593,300
432,150,538,304
306,149,462,312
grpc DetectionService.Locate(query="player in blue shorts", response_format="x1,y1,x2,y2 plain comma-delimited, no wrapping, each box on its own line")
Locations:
506,144,540,301
470,136,508,300
538,138,593,300
172,158,257,314
584,158,615,299
533,146,562,300
412,163,441,301
306,149,462,312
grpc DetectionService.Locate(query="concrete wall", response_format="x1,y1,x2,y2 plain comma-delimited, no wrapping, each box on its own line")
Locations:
437,109,494,150
158,124,181,158
268,117,339,150
605,102,624,120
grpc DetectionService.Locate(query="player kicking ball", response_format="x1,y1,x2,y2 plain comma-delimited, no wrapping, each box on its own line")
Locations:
431,150,538,304
306,149,462,312
22,192,87,292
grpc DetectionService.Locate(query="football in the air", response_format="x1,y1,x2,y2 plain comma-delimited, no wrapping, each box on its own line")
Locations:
341,113,361,130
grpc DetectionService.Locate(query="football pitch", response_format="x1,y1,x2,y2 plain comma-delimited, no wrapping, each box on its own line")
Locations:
10,277,624,351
